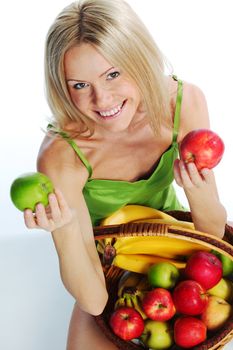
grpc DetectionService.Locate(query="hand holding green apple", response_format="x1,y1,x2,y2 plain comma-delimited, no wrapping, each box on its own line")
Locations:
10,172,54,212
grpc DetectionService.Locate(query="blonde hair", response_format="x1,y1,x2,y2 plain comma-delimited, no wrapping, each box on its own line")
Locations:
45,0,172,136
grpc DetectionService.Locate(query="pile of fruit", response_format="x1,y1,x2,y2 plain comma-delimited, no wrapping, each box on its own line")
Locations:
108,250,233,349
94,205,233,348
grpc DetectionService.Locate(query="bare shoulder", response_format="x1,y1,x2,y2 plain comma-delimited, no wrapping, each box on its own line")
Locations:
178,80,210,141
182,81,208,110
37,134,88,190
37,134,73,168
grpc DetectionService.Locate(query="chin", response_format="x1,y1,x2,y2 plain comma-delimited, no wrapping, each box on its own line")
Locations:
98,117,134,133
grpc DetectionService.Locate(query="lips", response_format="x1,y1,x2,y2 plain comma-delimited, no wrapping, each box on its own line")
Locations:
96,100,126,119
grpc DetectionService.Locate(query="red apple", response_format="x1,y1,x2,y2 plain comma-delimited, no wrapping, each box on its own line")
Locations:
185,251,222,289
180,128,224,170
142,288,176,321
174,316,207,348
109,307,144,341
173,280,208,315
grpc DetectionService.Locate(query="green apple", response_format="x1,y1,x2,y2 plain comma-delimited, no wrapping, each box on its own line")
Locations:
211,250,233,276
208,278,233,302
10,172,54,212
201,296,232,331
147,262,180,289
140,320,173,349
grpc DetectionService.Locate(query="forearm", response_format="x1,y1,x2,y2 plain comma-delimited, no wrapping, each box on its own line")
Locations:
186,191,227,238
51,221,108,316
174,161,227,238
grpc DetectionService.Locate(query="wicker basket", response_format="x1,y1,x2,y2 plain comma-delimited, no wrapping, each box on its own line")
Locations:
94,210,233,350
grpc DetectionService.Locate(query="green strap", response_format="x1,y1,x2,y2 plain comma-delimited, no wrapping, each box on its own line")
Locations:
47,124,93,178
172,75,183,143
66,139,93,178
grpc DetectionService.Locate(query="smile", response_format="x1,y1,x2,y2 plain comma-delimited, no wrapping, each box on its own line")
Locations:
96,101,126,119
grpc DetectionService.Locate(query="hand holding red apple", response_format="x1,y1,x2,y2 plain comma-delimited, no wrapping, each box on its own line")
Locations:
179,128,224,171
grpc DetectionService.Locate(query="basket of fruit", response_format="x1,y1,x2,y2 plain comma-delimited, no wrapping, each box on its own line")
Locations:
94,206,233,350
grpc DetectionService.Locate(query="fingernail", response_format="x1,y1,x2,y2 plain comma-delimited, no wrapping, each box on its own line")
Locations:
201,168,209,175
187,162,196,170
49,193,55,200
24,209,31,215
36,203,43,211
180,160,186,169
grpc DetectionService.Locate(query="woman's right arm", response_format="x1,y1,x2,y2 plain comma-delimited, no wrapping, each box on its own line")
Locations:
24,137,108,316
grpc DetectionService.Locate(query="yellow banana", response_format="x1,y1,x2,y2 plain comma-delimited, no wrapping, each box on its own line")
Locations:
114,297,126,309
134,218,195,230
96,241,104,254
101,205,177,225
115,235,209,258
115,234,193,257
114,292,147,319
117,271,143,298
114,288,148,319
135,275,151,291
97,205,202,269
114,271,150,319
113,253,186,274
98,229,207,264
96,237,114,255
130,292,147,319
125,293,134,308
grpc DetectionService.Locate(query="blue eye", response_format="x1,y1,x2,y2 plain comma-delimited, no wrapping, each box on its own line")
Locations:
73,82,89,90
107,71,120,80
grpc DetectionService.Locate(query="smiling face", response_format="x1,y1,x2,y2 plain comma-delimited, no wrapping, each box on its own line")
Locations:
64,43,143,133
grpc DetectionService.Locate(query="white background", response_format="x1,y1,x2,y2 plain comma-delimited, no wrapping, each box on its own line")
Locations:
0,1,232,349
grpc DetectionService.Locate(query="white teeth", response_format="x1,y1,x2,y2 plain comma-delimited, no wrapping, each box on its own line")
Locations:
99,103,123,117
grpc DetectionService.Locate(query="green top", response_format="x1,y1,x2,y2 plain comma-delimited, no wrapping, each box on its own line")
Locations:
48,75,185,226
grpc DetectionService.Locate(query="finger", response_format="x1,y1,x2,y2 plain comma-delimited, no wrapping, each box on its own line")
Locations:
185,162,203,186
55,188,73,224
48,192,61,221
177,160,193,187
24,209,38,229
54,188,71,216
173,159,183,187
34,203,50,229
200,168,214,184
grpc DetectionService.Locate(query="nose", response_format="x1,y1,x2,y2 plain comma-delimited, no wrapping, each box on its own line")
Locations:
92,84,113,108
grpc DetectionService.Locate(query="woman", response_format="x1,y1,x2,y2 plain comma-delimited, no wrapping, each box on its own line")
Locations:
24,0,227,349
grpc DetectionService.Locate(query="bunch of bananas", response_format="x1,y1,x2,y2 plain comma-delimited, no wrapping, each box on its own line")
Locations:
114,270,149,319
100,205,179,226
96,205,209,274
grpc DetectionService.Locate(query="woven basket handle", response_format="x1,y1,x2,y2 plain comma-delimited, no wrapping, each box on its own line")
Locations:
94,221,170,239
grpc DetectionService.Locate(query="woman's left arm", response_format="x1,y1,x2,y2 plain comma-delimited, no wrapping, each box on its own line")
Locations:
174,82,227,238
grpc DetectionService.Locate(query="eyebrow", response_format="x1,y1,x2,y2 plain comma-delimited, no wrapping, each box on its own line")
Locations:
66,66,114,82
